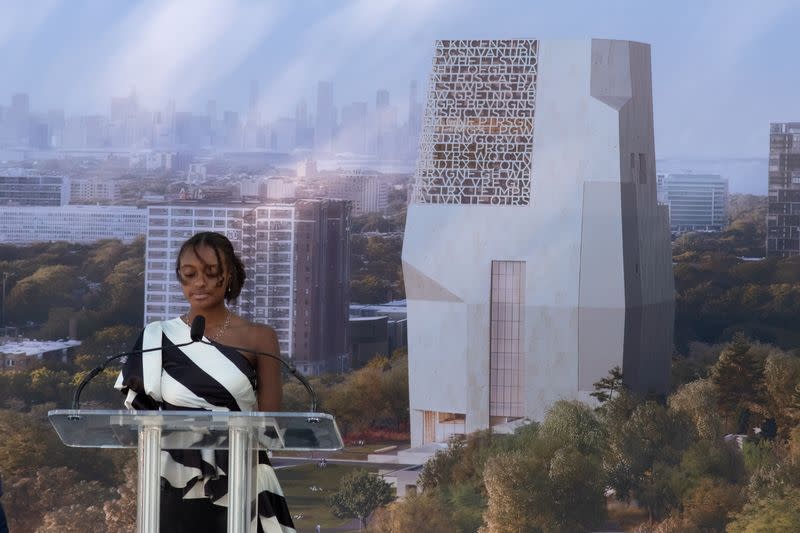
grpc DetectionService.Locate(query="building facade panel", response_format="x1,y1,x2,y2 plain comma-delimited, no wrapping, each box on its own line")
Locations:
412,39,537,206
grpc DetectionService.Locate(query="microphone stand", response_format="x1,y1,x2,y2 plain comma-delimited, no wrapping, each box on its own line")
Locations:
71,316,207,414
198,339,319,415
70,340,197,414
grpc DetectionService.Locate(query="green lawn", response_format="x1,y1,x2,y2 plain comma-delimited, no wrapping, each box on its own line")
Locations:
273,441,405,461
275,463,383,533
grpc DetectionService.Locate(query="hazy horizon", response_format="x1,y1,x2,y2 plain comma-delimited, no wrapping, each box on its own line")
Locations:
1,0,799,164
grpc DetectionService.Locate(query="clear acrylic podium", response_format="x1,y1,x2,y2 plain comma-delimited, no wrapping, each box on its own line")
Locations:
48,409,343,533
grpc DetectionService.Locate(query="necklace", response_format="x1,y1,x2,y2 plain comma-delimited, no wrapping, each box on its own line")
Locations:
183,309,231,341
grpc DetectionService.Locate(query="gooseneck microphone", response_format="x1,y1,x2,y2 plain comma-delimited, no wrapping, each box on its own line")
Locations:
70,315,206,413
190,314,206,342
201,338,319,414
70,315,318,420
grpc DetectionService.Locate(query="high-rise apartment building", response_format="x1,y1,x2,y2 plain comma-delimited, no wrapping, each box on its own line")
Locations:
324,170,388,215
0,174,70,206
143,200,350,374
767,122,800,256
658,173,728,232
403,39,674,445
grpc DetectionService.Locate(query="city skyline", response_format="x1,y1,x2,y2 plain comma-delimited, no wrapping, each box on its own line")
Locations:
0,0,799,161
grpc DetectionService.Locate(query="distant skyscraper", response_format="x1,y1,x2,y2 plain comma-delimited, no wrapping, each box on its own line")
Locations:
295,98,314,149
29,121,50,149
658,173,728,232
11,93,29,115
407,80,423,157
223,111,242,148
767,122,800,256
174,112,210,148
109,90,145,148
270,117,297,152
376,89,390,109
206,100,217,121
249,80,260,114
62,115,108,148
374,90,397,159
295,99,308,129
339,102,368,154
408,81,418,122
7,93,30,144
46,109,65,148
403,39,674,445
315,81,335,153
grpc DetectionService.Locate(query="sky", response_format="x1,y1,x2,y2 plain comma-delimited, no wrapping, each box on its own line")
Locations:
1,0,799,164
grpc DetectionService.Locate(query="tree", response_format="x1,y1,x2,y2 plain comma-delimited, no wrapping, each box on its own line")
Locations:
538,400,605,455
5,265,85,324
680,479,744,532
481,450,549,533
480,402,606,533
710,334,766,432
102,457,137,533
763,352,800,432
350,274,390,304
669,379,724,440
321,354,409,435
591,366,625,404
481,447,606,533
3,466,115,532
366,492,453,533
75,325,141,367
83,240,126,282
727,487,800,532
100,257,144,326
445,482,487,532
678,439,744,486
328,469,395,529
603,401,696,522
417,437,466,491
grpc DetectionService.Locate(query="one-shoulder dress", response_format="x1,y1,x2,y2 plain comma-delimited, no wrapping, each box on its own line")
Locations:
115,317,296,533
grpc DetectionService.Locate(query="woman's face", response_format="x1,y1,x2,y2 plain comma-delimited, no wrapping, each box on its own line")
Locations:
177,244,229,311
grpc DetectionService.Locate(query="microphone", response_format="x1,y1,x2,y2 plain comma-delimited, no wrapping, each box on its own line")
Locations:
70,316,206,414
201,338,319,415
190,315,205,341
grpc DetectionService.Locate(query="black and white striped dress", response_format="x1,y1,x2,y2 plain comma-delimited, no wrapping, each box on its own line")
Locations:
115,317,296,533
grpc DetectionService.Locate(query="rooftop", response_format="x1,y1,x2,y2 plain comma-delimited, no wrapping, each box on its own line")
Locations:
0,338,81,356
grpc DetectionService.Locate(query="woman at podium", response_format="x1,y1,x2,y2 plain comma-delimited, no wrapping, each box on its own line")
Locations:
115,232,296,533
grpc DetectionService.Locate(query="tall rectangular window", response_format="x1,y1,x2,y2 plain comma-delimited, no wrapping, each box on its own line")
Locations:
638,153,647,184
630,153,636,182
490,261,525,418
